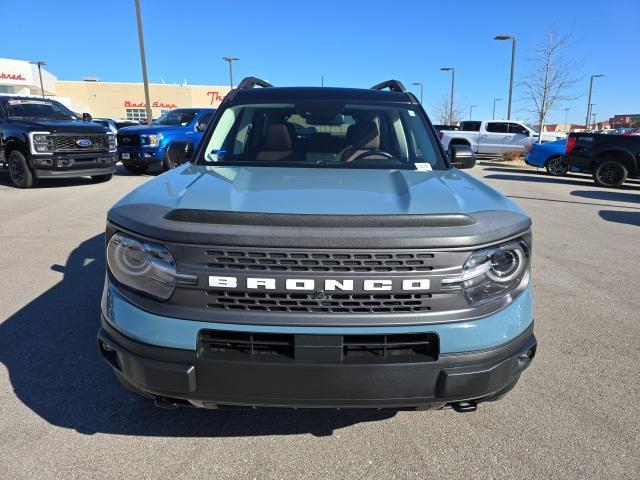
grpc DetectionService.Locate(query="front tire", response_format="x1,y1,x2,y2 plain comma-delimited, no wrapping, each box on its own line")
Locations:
161,155,176,171
593,160,628,188
123,163,149,174
91,173,113,183
8,150,37,188
545,155,569,176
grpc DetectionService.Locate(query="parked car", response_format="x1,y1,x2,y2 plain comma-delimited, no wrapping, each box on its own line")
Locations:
92,118,118,134
525,139,569,175
433,124,460,132
439,120,565,156
565,132,640,187
0,96,116,188
98,77,536,412
116,108,215,173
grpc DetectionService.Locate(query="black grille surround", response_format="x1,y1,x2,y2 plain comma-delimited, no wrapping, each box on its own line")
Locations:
52,134,109,152
116,133,140,147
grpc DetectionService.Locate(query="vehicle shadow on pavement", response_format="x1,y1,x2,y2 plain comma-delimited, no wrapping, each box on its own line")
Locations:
484,173,599,188
599,210,640,227
0,234,395,438
571,190,640,204
0,170,96,189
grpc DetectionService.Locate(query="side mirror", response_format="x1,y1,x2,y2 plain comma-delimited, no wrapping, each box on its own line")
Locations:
82,112,93,122
195,118,208,132
166,141,194,166
449,144,476,169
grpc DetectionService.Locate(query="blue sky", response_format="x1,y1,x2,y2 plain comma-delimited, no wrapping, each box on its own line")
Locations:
5,0,638,124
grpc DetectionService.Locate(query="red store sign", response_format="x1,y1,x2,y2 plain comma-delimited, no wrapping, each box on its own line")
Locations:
207,91,226,104
0,72,26,81
124,100,178,109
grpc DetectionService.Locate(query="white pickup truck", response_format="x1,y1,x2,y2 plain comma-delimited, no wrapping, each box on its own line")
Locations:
438,120,566,154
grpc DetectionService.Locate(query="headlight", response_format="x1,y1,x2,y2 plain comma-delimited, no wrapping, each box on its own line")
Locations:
141,134,160,147
107,233,190,300
107,133,116,151
442,240,530,306
28,131,53,155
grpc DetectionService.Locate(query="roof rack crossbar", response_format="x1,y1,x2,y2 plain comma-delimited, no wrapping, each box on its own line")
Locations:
370,80,407,93
236,77,273,89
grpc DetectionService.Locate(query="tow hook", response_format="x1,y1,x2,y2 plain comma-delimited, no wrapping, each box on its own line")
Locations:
154,396,182,409
450,400,478,413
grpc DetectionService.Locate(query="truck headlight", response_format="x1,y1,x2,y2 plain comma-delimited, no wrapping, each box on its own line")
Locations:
442,240,530,306
107,133,116,151
28,131,53,155
141,134,160,147
106,233,179,300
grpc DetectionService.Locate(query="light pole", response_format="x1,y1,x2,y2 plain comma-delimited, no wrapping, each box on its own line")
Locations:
469,105,478,120
494,35,516,120
585,74,604,132
29,61,46,98
591,113,597,131
222,57,239,89
564,107,570,132
412,82,424,104
588,103,595,131
134,0,153,123
492,98,502,120
440,67,455,125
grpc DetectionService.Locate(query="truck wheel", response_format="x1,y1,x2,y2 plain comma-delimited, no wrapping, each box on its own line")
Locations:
593,160,628,188
545,155,569,176
123,163,149,174
162,155,176,171
8,150,37,188
91,174,113,183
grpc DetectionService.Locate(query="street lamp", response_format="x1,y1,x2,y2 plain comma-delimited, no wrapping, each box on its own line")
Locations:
592,113,597,130
494,35,516,120
589,103,595,131
469,105,478,120
492,98,502,120
585,74,604,131
440,67,455,125
134,0,153,123
222,57,240,89
29,61,46,98
564,107,570,132
412,82,423,104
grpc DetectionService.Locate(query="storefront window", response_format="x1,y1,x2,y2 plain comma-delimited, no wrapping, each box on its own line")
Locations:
125,108,147,121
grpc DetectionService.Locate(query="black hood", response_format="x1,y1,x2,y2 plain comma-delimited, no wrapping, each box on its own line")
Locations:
10,119,108,134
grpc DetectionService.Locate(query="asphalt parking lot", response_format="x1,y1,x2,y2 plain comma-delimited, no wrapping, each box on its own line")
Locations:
1,164,639,480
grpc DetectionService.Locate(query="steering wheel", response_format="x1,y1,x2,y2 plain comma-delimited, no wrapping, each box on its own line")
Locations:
349,149,395,162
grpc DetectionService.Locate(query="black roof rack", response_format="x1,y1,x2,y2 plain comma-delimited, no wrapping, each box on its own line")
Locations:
370,80,407,93
236,77,273,89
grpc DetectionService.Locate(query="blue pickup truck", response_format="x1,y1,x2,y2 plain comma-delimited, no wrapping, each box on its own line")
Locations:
116,108,215,173
99,78,536,412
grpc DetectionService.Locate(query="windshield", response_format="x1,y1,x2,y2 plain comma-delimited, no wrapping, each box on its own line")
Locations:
6,98,77,120
152,109,197,126
199,102,444,169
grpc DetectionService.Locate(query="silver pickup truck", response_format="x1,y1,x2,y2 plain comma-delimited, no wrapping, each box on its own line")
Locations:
439,120,565,155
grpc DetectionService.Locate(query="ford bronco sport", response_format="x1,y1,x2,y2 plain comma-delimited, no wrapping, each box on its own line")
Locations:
98,78,536,411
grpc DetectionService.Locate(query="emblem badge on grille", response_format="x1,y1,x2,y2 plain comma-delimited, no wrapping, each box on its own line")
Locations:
122,137,131,143
75,138,92,147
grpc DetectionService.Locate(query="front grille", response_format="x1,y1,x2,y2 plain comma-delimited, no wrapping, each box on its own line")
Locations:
116,133,140,147
198,330,439,363
204,249,435,273
206,290,432,313
53,135,109,152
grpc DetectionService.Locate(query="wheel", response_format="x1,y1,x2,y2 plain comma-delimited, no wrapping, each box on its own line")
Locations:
91,173,113,182
593,160,628,188
545,155,569,176
162,153,176,171
123,163,149,174
8,150,37,188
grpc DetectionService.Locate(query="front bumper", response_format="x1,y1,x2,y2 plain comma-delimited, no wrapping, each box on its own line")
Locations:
33,152,116,177
118,147,164,165
98,316,536,410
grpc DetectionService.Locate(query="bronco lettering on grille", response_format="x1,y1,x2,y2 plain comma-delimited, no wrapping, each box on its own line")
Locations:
208,276,430,292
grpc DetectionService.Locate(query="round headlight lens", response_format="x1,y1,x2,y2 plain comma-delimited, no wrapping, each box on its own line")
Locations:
107,233,177,300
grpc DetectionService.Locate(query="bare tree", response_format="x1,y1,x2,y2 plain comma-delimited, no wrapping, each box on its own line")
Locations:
521,28,581,142
432,94,465,125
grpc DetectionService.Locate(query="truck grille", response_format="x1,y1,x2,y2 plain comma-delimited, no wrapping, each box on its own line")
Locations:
206,290,432,313
53,135,109,152
205,249,435,273
116,133,140,147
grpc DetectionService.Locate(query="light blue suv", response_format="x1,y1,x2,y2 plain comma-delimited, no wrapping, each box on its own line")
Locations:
98,78,536,412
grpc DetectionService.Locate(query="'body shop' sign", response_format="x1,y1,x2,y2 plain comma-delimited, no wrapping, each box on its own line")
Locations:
124,100,177,109
0,72,26,81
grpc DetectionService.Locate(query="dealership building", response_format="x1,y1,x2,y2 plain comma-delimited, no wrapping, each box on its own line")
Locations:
0,57,230,120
